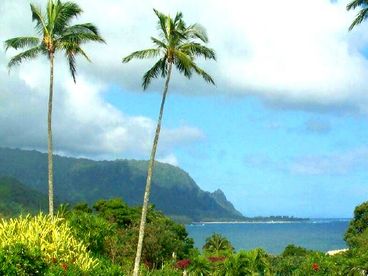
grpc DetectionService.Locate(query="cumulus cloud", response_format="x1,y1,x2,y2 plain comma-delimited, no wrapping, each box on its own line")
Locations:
68,0,368,113
2,0,368,160
4,0,368,112
0,53,204,160
0,0,210,160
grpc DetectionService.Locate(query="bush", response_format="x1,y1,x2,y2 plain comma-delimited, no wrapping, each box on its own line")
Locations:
345,201,368,247
66,210,115,256
0,214,98,271
0,243,47,275
282,244,309,257
220,249,271,275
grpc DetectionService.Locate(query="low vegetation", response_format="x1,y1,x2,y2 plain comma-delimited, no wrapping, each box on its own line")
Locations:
0,199,366,275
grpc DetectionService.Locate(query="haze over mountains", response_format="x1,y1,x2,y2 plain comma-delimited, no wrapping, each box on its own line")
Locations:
0,147,244,222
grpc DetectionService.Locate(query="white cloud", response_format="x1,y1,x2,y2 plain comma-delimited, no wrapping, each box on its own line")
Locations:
2,0,368,159
157,154,179,166
67,0,368,113
0,53,204,160
289,147,368,175
244,147,368,176
3,0,368,112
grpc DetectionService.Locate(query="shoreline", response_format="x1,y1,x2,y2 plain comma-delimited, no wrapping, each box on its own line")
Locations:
188,218,351,225
189,221,308,225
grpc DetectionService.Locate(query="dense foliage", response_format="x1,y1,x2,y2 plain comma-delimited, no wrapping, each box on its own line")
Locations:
63,199,195,270
345,201,368,247
0,199,367,275
0,214,98,272
0,147,243,222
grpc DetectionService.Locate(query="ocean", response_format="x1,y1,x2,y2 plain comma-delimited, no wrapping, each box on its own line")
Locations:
186,219,350,254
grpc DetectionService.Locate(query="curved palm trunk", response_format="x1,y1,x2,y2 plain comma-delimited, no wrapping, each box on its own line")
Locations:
133,62,173,276
48,52,55,216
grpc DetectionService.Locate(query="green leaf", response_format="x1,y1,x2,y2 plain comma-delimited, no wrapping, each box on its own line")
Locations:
4,37,40,51
7,46,43,69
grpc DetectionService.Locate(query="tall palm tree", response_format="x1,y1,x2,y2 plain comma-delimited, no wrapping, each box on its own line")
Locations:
123,9,216,275
347,0,368,30
5,0,104,216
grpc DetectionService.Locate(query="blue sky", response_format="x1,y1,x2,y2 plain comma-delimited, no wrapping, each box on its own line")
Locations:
104,85,368,218
1,0,368,218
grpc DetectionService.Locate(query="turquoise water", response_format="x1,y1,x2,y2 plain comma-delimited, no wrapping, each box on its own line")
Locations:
186,219,350,254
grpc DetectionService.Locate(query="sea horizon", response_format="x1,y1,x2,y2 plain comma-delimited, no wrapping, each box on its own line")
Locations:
186,219,350,254
189,217,352,225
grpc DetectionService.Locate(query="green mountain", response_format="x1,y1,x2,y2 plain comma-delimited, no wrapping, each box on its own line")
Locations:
0,147,244,222
0,176,48,217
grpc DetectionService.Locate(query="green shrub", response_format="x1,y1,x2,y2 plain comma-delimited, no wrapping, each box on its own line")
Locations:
0,214,98,271
0,243,47,275
66,210,115,255
345,201,368,248
219,249,271,275
282,244,309,257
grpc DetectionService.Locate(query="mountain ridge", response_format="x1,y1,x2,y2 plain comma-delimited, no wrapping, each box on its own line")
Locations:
0,147,244,222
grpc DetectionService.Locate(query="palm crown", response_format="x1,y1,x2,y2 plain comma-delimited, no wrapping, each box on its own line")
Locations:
203,233,234,256
347,0,368,30
5,0,104,81
123,9,215,89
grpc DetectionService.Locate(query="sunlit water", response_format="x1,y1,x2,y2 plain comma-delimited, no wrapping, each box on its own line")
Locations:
186,219,350,254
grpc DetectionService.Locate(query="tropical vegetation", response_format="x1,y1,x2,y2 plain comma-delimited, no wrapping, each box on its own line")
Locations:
4,0,104,216
0,199,366,275
1,0,368,275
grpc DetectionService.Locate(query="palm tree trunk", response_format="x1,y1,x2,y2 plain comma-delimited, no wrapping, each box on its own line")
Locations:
133,62,173,276
48,52,55,216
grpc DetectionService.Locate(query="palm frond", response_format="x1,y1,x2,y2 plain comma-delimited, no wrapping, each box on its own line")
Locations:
174,11,183,25
173,50,193,79
63,44,91,82
347,0,368,11
30,3,48,35
7,46,43,69
64,23,100,36
349,8,368,30
53,2,83,34
4,37,40,51
151,37,167,49
66,49,77,82
185,24,208,43
142,58,167,89
154,9,169,40
191,62,215,85
57,32,105,47
122,48,161,63
179,43,216,60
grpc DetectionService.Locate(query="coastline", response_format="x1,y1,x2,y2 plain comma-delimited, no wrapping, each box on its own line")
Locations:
189,218,351,225
189,221,308,225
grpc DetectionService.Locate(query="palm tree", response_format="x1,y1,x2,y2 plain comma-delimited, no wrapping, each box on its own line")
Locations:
123,9,216,275
203,233,235,256
347,0,368,30
5,0,104,216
